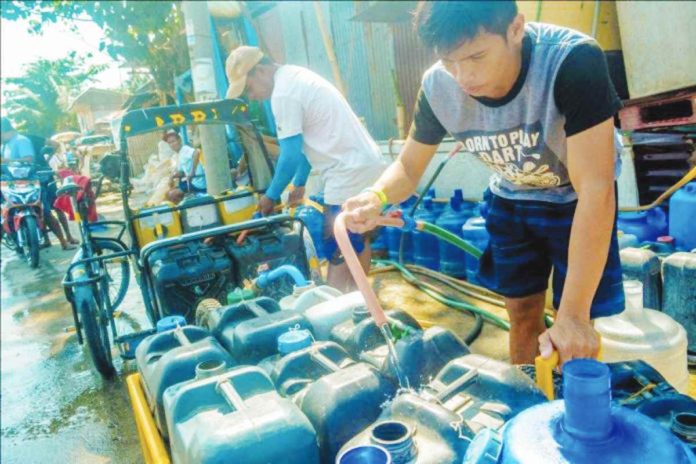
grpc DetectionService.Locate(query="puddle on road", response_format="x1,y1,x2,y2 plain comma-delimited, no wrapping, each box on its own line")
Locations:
2,230,145,463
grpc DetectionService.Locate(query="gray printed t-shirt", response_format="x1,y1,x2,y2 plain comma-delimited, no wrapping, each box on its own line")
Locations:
411,22,622,204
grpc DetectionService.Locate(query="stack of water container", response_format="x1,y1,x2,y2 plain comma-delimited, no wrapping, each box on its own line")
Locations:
383,189,490,284
617,181,696,363
135,271,473,464
134,262,696,463
436,190,478,278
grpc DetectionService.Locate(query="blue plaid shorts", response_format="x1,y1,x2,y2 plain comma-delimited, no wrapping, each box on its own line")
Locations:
477,188,625,318
323,204,370,265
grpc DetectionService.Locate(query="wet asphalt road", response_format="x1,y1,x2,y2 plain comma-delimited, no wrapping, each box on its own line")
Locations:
1,199,144,463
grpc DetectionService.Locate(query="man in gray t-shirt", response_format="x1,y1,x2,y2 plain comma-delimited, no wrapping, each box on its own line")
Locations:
344,1,624,367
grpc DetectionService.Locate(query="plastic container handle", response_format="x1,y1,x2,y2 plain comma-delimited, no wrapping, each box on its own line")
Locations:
647,207,667,227
301,197,324,213
535,351,560,401
534,340,603,401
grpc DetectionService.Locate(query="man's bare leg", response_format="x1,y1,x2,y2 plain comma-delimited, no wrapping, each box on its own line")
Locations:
326,241,372,292
55,209,78,244
45,213,75,250
505,291,547,364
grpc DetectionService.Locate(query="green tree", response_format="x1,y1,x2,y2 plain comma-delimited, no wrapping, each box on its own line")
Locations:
3,53,105,136
0,1,190,101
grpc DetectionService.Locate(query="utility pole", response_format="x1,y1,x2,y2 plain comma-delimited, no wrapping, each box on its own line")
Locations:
181,1,231,194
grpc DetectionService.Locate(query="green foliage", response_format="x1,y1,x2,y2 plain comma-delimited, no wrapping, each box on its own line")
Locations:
0,1,190,97
3,54,105,136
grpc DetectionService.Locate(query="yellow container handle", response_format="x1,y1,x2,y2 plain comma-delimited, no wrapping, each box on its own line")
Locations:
534,339,603,401
301,198,324,214
535,351,560,401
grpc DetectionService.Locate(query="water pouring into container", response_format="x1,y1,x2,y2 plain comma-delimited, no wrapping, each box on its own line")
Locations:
334,211,484,390
334,213,413,389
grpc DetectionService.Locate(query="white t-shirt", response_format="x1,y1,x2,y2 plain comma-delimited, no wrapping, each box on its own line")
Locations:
177,145,207,190
271,65,386,205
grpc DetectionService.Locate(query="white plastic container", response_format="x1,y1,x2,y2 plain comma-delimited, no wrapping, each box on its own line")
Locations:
279,283,342,312
595,280,689,392
303,291,366,340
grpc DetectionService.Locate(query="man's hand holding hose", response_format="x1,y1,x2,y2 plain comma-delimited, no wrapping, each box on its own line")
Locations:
343,138,460,234
342,189,386,234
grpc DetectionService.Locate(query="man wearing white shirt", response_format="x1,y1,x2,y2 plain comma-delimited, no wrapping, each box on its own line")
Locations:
225,46,386,291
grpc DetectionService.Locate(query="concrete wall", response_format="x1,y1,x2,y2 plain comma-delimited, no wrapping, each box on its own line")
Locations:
616,1,696,98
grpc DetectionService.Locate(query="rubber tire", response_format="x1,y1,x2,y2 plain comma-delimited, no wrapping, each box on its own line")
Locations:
22,215,40,268
76,285,115,378
93,239,130,311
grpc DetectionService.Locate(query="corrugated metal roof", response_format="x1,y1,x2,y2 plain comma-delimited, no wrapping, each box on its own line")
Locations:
329,2,374,130
362,20,398,139
350,0,416,23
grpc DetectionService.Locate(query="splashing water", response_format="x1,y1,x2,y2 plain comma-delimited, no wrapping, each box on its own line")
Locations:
380,325,410,389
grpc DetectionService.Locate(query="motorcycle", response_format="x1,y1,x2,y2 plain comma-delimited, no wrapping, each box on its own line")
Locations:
1,162,52,268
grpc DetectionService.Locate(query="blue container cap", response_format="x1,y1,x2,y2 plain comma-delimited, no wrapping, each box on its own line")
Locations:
423,196,433,209
277,329,312,355
337,445,392,464
156,315,186,333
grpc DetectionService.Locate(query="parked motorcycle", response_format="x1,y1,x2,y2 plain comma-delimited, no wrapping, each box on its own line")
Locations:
1,162,53,268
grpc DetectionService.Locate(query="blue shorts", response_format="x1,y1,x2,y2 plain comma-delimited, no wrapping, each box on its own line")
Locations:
477,189,625,319
322,205,370,265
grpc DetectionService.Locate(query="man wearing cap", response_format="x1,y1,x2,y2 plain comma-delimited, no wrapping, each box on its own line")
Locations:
225,46,386,291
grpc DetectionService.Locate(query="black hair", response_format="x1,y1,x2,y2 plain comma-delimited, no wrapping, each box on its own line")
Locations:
162,129,181,141
414,1,518,53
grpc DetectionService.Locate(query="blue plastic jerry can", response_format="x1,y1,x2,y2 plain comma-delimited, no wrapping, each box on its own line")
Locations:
413,197,440,270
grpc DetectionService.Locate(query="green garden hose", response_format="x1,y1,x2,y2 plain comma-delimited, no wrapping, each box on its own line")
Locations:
374,259,511,331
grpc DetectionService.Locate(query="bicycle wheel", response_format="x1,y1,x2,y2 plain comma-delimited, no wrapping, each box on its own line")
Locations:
75,285,114,378
93,238,130,311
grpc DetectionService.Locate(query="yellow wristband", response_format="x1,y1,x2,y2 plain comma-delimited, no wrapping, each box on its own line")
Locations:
364,187,388,210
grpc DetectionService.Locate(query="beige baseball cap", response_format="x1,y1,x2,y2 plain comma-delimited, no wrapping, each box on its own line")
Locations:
225,45,264,99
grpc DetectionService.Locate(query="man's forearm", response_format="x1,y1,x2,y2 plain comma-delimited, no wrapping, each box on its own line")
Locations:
292,155,311,187
266,134,304,200
372,138,439,206
373,159,417,205
559,184,615,319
